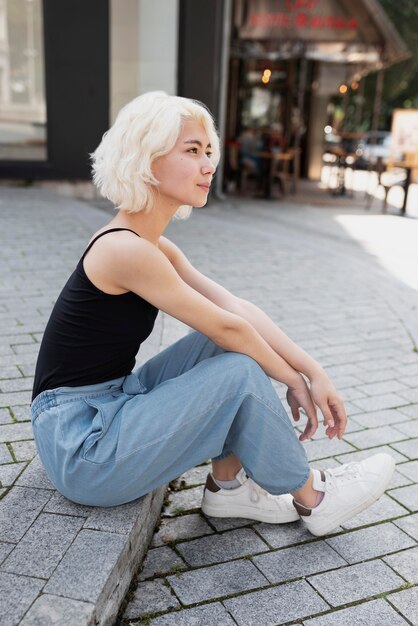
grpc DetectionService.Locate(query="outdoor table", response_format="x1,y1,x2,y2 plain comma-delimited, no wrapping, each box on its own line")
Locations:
386,160,415,215
327,147,357,197
253,151,293,199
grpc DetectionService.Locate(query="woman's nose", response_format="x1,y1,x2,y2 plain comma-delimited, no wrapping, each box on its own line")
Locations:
202,156,216,174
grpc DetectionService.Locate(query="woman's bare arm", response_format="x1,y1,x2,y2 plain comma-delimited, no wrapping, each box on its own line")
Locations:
88,232,318,436
159,237,347,439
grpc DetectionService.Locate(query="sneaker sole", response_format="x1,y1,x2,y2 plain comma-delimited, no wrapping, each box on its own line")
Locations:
305,457,396,537
201,500,299,524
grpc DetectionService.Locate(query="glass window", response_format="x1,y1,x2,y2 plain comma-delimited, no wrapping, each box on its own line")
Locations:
0,0,47,161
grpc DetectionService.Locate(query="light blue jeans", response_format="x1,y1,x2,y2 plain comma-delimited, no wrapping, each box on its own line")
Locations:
31,331,310,507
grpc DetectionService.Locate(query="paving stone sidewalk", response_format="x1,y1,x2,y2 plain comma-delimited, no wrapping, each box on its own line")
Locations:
117,198,418,625
1,188,417,625
0,188,187,626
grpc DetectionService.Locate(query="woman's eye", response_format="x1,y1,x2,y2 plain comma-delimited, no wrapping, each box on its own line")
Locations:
187,147,198,153
206,152,213,158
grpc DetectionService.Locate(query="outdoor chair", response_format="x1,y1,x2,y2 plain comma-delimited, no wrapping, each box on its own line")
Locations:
365,156,408,211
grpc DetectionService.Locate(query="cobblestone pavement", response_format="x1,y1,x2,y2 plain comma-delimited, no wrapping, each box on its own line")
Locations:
117,198,418,625
1,187,417,625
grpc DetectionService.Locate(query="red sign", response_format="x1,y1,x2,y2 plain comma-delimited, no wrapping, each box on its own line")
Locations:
240,0,360,41
248,12,358,30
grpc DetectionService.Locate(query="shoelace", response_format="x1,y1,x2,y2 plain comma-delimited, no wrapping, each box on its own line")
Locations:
324,461,362,491
246,477,288,508
247,478,268,503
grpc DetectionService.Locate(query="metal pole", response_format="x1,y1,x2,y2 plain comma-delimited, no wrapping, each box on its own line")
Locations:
371,68,384,139
354,78,365,129
214,0,232,200
294,56,307,150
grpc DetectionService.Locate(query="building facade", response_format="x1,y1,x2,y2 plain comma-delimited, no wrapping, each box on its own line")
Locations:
0,0,408,188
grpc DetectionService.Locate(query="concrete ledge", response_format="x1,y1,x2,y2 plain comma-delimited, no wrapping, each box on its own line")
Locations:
7,484,167,626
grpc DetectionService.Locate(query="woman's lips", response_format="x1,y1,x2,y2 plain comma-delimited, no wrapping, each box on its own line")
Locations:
198,184,210,191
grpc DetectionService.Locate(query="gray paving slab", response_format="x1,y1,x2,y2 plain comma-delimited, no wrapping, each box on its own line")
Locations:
0,378,34,393
303,437,355,461
391,438,418,459
223,580,328,625
384,546,418,583
394,512,418,540
352,394,410,412
397,460,418,482
326,522,415,563
83,498,145,534
176,527,269,566
10,440,37,462
395,421,418,437
139,546,185,580
0,408,13,425
42,492,99,517
308,560,404,606
400,404,418,419
163,486,203,515
19,595,95,626
357,380,409,397
0,572,45,626
0,462,26,486
1,513,84,578
0,486,52,542
9,406,31,422
252,541,346,582
148,602,236,625
388,587,418,624
0,391,32,407
398,387,418,403
123,579,180,619
175,464,210,487
15,455,55,490
166,559,268,604
0,442,13,464
0,422,33,442
151,513,213,547
303,598,408,626
335,445,407,464
44,529,127,602
255,520,313,548
390,484,418,511
343,425,407,450
0,542,14,566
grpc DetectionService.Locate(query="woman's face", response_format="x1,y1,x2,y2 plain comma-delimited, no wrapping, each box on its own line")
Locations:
152,119,216,209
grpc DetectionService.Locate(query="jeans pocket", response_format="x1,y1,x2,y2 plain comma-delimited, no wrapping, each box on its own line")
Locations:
82,393,126,464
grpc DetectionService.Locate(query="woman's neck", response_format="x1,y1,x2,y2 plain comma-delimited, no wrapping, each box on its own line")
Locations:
109,203,176,246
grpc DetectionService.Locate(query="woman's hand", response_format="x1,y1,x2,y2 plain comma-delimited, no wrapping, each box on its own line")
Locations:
309,373,348,440
286,375,318,441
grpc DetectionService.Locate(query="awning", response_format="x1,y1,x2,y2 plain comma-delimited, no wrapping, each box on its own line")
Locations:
234,0,410,72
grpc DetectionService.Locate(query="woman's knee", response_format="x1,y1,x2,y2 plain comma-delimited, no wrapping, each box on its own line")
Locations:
221,351,266,381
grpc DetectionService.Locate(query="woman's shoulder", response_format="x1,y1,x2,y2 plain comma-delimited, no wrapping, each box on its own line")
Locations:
158,236,183,263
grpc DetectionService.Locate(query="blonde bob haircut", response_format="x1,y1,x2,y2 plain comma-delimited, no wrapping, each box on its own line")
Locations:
90,91,220,219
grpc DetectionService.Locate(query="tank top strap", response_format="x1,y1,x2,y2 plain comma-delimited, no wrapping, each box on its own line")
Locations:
81,228,141,260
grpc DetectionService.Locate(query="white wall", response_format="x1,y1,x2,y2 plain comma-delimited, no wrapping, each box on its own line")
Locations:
110,0,178,123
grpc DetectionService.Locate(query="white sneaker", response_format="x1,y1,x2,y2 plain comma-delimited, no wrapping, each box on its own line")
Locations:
201,468,299,524
294,453,395,537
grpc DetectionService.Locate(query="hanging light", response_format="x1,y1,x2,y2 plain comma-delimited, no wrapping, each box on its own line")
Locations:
262,69,271,84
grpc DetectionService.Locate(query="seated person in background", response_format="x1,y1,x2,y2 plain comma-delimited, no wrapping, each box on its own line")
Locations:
238,127,262,177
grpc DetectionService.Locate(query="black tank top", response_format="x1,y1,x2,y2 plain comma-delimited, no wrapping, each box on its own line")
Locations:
32,228,159,400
